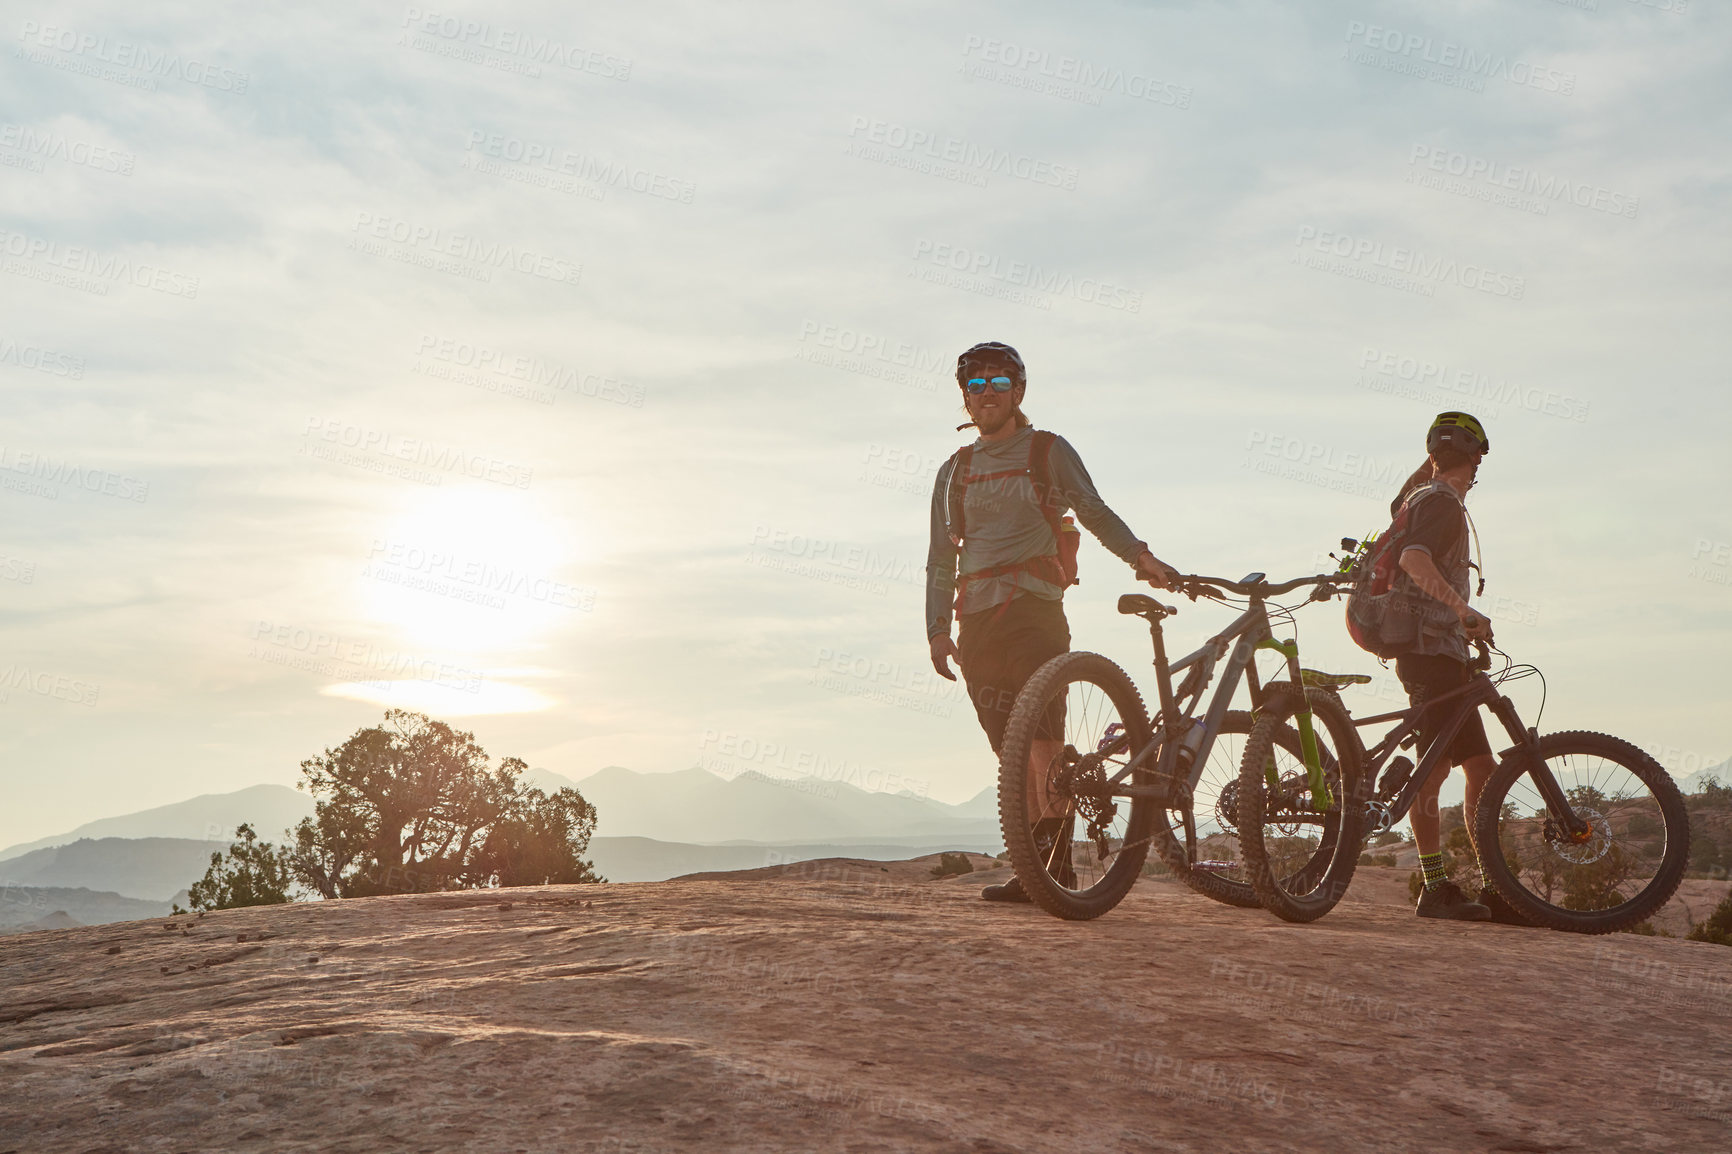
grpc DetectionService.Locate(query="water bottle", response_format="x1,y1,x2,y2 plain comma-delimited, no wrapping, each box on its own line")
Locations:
1175,718,1206,772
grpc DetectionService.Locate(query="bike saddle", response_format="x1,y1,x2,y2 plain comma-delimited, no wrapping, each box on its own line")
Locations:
1117,593,1176,619
1300,668,1372,690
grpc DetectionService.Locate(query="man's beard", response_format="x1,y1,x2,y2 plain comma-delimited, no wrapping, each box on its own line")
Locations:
973,401,1017,433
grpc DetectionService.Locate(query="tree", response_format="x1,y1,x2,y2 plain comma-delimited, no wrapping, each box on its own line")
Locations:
474,787,603,887
287,710,599,898
188,824,295,911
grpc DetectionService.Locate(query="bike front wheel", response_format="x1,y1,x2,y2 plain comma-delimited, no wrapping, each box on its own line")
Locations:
998,651,1155,921
1471,731,1689,934
1235,686,1363,923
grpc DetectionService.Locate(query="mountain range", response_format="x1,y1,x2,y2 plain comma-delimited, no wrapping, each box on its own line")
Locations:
0,767,1001,916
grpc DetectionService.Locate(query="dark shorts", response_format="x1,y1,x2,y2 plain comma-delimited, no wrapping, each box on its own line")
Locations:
1395,651,1493,766
957,593,1070,753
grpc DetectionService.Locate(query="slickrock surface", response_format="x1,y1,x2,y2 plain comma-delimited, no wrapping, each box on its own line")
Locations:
2,857,1729,1153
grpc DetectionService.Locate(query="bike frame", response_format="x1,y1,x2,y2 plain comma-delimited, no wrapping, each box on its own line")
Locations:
1103,574,1328,812
1347,658,1590,839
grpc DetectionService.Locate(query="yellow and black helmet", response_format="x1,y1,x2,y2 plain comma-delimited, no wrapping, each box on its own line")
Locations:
1428,411,1489,456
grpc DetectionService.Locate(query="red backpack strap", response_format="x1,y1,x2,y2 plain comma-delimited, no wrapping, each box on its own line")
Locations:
943,445,973,546
1027,430,1064,536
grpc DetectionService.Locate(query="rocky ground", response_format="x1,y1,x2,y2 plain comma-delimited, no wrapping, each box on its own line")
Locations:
2,856,1729,1153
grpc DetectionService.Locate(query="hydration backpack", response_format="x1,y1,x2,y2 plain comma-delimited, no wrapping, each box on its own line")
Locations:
1343,481,1463,658
942,429,1080,607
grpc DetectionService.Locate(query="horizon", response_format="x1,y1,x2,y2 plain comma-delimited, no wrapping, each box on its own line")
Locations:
4,3,1730,850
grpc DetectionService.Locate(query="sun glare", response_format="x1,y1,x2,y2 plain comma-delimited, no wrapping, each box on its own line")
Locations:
356,488,583,656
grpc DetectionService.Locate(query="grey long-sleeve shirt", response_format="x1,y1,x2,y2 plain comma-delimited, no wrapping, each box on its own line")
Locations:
925,427,1146,639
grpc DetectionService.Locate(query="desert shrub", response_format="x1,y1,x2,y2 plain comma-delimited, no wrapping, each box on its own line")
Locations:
930,852,974,878
1686,886,1732,946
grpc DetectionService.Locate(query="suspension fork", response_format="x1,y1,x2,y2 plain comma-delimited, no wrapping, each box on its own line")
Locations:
1257,637,1332,811
1487,692,1589,838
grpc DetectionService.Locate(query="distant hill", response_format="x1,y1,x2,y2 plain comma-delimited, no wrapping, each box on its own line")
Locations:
0,887,170,930
0,838,229,901
586,835,1000,883
1679,762,1730,794
5,771,998,863
0,832,1002,895
0,768,1002,894
0,784,314,862
559,766,998,844
0,910,84,935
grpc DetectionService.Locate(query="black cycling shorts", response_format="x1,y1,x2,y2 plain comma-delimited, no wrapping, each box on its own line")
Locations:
1395,652,1493,766
957,593,1070,753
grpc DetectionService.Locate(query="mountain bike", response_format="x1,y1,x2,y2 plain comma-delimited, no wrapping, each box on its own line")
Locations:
1235,641,1691,933
996,571,1363,921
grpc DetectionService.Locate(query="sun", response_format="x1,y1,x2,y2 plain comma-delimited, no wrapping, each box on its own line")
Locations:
356,486,583,658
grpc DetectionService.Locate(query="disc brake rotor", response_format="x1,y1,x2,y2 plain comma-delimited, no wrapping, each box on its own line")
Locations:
1545,805,1611,865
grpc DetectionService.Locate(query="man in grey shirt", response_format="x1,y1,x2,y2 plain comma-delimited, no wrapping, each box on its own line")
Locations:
925,341,1176,903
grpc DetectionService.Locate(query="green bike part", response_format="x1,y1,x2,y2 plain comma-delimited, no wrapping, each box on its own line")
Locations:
1256,638,1299,660
1300,668,1372,690
1292,708,1334,811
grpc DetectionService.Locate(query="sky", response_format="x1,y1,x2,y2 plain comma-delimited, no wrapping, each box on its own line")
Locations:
2,0,1729,848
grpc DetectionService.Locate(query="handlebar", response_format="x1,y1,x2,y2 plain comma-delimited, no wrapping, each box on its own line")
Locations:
1170,572,1340,601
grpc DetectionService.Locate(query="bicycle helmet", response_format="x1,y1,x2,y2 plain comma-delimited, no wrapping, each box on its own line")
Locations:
1428,411,1489,456
955,341,1026,387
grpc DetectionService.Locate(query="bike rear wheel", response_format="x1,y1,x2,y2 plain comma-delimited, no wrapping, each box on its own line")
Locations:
1236,686,1363,923
1153,711,1325,909
998,651,1154,920
1471,731,1689,934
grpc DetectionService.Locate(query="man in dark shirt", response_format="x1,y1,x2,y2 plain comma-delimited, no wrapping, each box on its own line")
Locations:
925,341,1175,903
1388,412,1526,924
